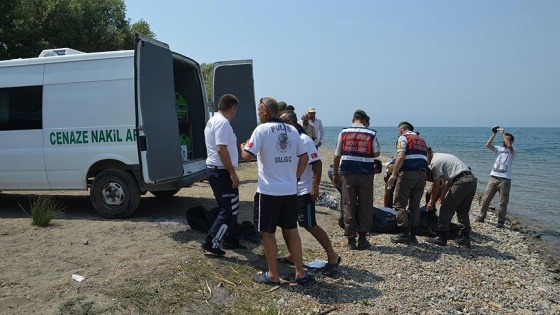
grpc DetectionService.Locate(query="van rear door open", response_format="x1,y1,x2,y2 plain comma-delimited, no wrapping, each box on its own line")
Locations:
135,36,183,184
212,60,257,160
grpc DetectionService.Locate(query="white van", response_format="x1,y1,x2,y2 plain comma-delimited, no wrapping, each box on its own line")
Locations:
0,36,256,218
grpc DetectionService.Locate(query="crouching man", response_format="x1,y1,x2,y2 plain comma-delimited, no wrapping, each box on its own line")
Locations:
425,147,477,248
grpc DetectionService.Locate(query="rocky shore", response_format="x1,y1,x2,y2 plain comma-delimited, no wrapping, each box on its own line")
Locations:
277,148,560,314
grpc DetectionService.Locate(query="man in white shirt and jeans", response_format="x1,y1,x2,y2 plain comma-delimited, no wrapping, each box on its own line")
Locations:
476,127,516,228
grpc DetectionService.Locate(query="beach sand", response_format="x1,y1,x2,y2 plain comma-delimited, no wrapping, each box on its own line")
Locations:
0,147,558,314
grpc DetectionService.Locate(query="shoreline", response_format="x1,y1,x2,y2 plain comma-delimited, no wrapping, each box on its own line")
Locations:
317,147,560,272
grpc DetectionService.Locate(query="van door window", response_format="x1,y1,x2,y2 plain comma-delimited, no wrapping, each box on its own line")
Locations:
0,86,43,131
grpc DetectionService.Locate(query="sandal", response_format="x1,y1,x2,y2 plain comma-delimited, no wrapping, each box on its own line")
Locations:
295,272,315,285
252,272,280,285
277,256,295,265
323,256,342,277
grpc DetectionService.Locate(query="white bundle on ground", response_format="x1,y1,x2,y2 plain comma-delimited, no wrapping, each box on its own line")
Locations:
316,192,340,209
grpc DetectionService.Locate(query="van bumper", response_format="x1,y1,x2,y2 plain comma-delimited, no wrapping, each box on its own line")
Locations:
177,170,207,187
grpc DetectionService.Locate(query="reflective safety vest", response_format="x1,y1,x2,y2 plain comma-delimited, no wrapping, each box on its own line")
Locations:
400,133,428,171
340,127,377,174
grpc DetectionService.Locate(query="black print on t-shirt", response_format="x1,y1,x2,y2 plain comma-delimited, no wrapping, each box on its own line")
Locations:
276,132,290,152
275,156,292,163
493,153,509,173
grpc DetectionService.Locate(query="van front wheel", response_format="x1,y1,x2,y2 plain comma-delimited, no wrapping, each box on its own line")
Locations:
90,169,141,218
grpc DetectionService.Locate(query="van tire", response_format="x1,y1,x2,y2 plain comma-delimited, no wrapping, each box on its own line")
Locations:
150,189,180,198
90,169,141,218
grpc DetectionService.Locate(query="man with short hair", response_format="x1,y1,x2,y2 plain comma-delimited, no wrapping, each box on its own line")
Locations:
387,121,429,245
201,94,244,256
476,127,516,228
332,110,380,250
279,111,341,276
307,106,324,148
299,113,317,143
241,97,313,285
425,148,477,248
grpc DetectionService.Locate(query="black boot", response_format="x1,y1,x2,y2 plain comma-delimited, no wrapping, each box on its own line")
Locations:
455,229,471,248
347,237,357,250
390,227,410,245
426,231,448,246
410,226,419,244
357,233,369,250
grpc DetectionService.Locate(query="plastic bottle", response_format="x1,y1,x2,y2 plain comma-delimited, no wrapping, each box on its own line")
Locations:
180,134,192,159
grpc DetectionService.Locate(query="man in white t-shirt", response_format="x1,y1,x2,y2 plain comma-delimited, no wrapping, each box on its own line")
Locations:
201,94,244,256
476,127,516,228
241,97,313,285
277,111,342,277
307,106,324,148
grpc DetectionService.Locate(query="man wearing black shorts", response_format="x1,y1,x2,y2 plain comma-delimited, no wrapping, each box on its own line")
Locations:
278,111,341,277
241,97,312,285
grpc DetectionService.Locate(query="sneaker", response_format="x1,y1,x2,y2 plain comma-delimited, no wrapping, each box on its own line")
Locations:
347,237,357,250
223,241,248,250
476,215,486,223
496,221,505,228
201,242,225,256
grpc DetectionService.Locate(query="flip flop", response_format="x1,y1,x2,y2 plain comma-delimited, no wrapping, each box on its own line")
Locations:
252,272,280,285
323,256,342,277
295,272,315,285
277,256,295,265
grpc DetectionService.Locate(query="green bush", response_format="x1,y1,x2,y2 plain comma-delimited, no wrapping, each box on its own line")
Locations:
30,195,65,227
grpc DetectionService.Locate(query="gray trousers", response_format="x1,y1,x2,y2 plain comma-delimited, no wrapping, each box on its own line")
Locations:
438,175,477,232
479,175,512,222
393,169,427,228
341,173,374,237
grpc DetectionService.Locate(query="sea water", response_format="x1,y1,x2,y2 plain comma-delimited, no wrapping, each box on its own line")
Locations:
322,126,560,239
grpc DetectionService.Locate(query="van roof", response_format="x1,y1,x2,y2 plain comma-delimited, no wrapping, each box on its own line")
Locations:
0,50,134,68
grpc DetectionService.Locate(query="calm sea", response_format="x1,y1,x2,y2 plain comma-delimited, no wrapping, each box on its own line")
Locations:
322,126,560,239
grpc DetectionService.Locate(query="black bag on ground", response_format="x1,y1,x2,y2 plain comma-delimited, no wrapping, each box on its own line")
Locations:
185,206,219,232
185,206,260,243
371,207,399,233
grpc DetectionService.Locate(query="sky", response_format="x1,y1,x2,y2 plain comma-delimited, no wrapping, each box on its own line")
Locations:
125,0,559,128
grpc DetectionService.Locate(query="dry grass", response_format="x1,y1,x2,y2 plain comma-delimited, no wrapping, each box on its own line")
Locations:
27,195,65,227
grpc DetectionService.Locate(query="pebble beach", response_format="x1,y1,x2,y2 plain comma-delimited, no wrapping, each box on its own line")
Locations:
275,147,560,314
